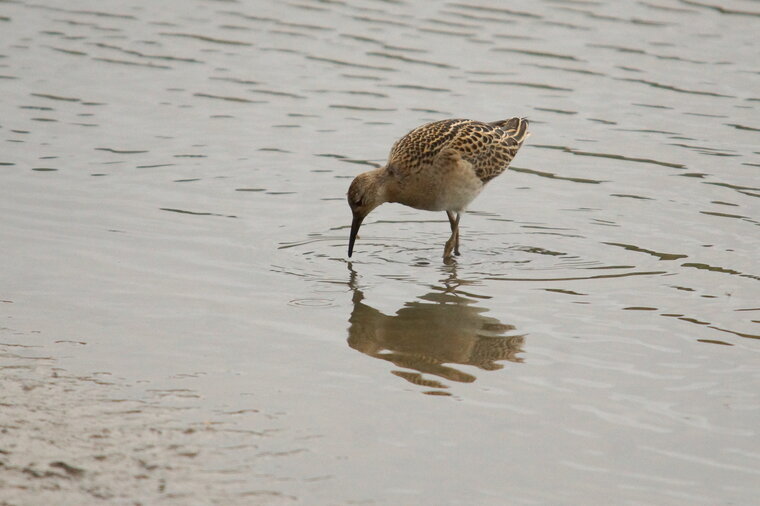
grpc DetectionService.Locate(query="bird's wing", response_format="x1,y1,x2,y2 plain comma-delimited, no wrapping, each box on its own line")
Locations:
388,119,529,183
387,119,471,174
451,118,529,183
489,117,529,141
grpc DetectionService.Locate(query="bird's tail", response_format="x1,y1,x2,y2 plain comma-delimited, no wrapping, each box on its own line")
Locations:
490,117,530,145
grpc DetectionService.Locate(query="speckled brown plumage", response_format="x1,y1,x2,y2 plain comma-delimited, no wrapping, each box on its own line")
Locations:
387,117,529,184
347,117,530,260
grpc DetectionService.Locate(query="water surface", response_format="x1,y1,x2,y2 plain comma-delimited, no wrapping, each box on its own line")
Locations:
1,0,759,504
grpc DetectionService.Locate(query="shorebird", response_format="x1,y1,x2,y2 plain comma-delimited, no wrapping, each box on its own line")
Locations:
347,117,529,260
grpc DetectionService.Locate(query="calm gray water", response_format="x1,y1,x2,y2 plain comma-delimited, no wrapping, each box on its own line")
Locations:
1,0,759,504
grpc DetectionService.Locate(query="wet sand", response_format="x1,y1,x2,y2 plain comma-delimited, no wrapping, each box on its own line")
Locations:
1,343,293,505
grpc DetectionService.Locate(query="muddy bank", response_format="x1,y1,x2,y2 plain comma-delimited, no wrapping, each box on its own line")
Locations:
0,344,291,506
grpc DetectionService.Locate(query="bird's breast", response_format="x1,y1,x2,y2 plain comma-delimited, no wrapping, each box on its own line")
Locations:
434,174,484,212
387,159,484,212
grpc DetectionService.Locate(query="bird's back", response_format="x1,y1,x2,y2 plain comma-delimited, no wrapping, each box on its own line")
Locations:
388,118,529,183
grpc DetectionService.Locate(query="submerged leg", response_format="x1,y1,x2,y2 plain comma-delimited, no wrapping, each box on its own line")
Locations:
446,211,461,256
444,211,461,259
443,234,455,260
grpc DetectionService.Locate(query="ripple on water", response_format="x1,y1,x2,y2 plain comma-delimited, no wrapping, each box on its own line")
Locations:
288,298,335,308
280,223,673,286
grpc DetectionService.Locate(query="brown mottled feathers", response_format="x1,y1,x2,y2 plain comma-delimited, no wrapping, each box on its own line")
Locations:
387,117,529,184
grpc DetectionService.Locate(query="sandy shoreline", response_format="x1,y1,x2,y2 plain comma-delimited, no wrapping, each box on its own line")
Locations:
0,344,292,506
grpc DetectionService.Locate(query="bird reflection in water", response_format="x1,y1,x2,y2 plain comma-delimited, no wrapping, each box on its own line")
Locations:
347,264,525,395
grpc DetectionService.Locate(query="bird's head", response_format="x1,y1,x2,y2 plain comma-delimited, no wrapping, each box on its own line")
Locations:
347,170,385,257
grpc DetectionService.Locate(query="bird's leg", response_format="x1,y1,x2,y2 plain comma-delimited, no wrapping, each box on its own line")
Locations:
444,211,461,259
454,213,460,256
446,211,461,256
443,235,455,260
444,211,455,259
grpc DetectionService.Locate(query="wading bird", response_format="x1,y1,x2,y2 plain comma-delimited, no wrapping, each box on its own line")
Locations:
347,117,529,260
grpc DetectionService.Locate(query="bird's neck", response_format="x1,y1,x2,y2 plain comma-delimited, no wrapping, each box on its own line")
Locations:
366,167,392,206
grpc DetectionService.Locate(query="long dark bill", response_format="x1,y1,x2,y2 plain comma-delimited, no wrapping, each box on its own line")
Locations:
347,214,364,257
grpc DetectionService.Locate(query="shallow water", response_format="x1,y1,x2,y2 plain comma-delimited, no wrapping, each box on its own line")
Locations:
1,0,759,504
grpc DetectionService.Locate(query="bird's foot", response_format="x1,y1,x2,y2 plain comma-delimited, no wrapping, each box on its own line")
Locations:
443,235,457,261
